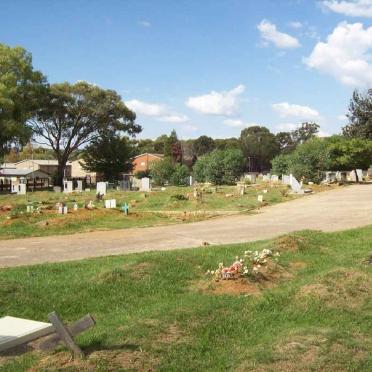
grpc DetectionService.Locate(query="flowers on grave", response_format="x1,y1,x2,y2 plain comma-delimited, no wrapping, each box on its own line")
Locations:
206,249,279,280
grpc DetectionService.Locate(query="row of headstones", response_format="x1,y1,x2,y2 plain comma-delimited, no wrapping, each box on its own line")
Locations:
244,174,279,183
55,200,130,214
324,170,363,183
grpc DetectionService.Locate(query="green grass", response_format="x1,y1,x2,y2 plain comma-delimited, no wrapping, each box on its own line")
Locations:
0,225,371,371
0,184,295,240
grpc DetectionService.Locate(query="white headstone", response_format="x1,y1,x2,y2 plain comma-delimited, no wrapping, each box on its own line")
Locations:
96,182,107,196
271,175,279,183
73,203,78,211
257,195,263,203
282,175,290,185
17,184,26,195
189,176,193,186
289,174,302,193
140,177,151,192
262,174,270,182
104,199,117,209
356,169,363,181
76,180,83,192
63,180,73,193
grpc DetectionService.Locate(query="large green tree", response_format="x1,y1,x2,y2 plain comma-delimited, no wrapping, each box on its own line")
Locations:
81,135,135,181
0,44,47,159
29,81,141,185
192,135,215,156
343,89,372,139
240,126,279,172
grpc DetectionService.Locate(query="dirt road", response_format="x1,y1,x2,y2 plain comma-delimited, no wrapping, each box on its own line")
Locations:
1,185,371,267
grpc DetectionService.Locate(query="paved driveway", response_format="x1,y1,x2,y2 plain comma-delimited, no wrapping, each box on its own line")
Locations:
1,185,372,268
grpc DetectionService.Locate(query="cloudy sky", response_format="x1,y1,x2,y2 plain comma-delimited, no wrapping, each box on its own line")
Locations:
2,0,372,139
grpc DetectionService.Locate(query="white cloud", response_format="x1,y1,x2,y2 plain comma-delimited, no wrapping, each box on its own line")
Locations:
289,21,303,29
139,20,151,27
317,130,331,137
272,102,320,120
276,123,299,131
337,114,348,121
322,0,372,18
126,99,188,123
158,114,189,123
305,22,372,87
223,119,257,128
257,19,301,49
185,85,245,116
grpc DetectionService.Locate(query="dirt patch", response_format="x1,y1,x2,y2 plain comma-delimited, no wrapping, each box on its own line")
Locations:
288,261,307,270
298,268,372,309
156,324,189,344
29,349,158,371
275,235,307,252
193,260,293,296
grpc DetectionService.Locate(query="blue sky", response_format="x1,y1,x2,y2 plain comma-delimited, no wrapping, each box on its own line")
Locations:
2,0,372,139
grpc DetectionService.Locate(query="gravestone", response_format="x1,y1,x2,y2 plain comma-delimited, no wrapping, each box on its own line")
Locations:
96,182,107,196
236,182,245,196
189,176,193,186
58,205,68,214
63,180,73,193
53,186,62,193
73,203,78,211
282,175,290,185
271,175,279,183
257,195,263,203
324,171,337,183
245,173,257,183
262,174,270,182
104,199,117,209
11,181,19,194
76,181,83,192
17,184,26,195
140,177,151,192
289,174,303,193
26,205,34,213
356,169,363,181
119,180,130,191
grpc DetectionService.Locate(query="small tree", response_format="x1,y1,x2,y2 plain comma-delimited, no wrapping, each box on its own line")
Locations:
150,157,175,185
81,135,134,181
171,164,189,186
30,81,141,185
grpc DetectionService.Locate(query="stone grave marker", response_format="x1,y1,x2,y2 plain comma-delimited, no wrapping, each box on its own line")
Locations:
189,176,193,186
262,174,270,182
17,184,26,195
356,169,363,181
96,182,107,196
289,174,303,193
282,175,290,185
76,181,83,192
140,177,151,192
257,195,263,203
104,199,117,209
271,175,279,183
53,186,62,193
63,180,73,193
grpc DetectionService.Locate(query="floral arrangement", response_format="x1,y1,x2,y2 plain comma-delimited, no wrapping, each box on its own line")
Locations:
206,248,280,280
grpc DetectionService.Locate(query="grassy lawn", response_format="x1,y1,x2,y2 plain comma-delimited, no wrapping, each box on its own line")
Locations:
0,184,298,240
0,225,371,371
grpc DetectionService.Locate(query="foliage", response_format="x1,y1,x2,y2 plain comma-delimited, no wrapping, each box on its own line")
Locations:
327,136,372,180
240,126,280,172
134,170,150,179
150,157,175,185
343,89,372,139
29,81,141,185
0,44,47,159
193,135,215,156
271,137,331,182
276,131,296,153
292,122,319,144
193,149,245,185
81,135,135,181
171,164,190,186
271,153,292,176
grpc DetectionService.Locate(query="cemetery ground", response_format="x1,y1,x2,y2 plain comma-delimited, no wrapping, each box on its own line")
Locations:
0,224,371,371
0,183,312,240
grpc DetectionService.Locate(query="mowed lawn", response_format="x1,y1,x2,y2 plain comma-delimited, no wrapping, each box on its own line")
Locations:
0,225,371,371
0,184,296,240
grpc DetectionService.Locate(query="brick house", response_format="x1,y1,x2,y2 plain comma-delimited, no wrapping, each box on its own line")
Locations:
132,153,163,174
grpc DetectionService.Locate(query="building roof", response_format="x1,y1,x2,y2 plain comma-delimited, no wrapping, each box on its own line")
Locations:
0,168,50,177
132,153,164,160
14,159,72,166
0,163,16,169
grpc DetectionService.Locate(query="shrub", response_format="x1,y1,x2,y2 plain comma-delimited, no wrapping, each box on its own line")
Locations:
171,164,190,186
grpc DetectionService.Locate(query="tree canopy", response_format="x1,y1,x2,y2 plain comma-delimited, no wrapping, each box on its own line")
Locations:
0,44,47,159
29,81,141,184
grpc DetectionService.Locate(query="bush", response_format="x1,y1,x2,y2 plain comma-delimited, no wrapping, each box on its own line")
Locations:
171,164,190,186
193,149,245,185
135,170,150,179
150,158,175,186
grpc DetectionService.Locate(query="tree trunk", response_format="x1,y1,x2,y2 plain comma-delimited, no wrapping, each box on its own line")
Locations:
56,159,68,186
354,169,359,183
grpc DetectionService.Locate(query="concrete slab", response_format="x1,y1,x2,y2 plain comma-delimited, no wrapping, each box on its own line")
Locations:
0,316,54,352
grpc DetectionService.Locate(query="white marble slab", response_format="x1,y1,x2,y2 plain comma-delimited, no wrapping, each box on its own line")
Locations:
0,316,54,352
